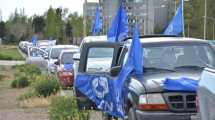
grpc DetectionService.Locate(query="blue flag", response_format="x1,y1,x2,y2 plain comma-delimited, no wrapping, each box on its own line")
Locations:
63,64,74,71
164,0,183,35
75,23,143,119
107,3,128,42
128,24,143,75
31,35,37,46
164,77,198,92
91,4,102,36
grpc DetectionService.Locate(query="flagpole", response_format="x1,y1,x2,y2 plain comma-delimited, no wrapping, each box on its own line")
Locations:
182,0,185,37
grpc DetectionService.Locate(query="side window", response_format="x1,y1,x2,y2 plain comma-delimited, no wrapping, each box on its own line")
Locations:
86,47,114,73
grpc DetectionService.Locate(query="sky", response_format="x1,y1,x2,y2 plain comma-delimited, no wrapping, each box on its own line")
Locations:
0,0,98,21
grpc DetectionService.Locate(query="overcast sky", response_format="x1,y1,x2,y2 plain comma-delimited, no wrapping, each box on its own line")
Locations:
0,0,98,21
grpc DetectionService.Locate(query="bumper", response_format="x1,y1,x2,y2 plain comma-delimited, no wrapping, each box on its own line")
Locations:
135,110,198,120
58,71,74,88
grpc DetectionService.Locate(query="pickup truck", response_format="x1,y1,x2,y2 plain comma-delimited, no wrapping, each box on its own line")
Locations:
75,36,215,120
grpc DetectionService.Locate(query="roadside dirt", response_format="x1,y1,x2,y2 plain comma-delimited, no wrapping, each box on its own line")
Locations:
0,66,49,120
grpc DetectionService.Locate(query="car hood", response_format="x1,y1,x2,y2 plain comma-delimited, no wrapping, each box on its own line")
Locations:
134,70,201,93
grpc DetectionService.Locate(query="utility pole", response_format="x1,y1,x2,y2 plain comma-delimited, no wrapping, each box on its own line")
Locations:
204,0,207,40
182,0,185,37
83,0,87,37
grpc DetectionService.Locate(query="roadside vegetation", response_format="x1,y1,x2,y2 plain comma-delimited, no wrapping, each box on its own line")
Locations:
49,96,89,120
11,64,89,119
0,46,24,60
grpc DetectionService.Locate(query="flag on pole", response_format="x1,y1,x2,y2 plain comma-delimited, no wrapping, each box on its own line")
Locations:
107,2,128,42
31,35,37,46
75,23,143,119
91,4,102,36
164,0,184,35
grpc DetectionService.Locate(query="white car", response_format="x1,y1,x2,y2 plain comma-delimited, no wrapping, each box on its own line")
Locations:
46,45,79,73
26,46,48,70
56,49,79,88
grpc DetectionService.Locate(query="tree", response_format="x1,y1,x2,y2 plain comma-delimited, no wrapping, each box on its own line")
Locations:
0,21,6,38
5,8,31,44
65,21,73,43
68,12,83,37
32,16,45,34
45,7,58,39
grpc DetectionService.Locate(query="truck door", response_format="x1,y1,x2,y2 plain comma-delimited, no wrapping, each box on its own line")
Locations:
75,42,122,110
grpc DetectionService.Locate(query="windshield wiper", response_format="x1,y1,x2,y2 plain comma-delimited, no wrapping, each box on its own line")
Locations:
174,65,204,70
143,67,175,72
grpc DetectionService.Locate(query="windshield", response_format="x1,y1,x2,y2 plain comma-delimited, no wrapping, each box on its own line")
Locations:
88,47,114,58
51,48,70,59
142,44,215,71
61,53,74,64
123,43,215,71
29,48,47,57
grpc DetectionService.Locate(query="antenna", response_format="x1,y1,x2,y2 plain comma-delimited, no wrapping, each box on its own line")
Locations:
0,9,2,22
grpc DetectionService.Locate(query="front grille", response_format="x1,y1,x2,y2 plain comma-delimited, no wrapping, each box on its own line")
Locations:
164,93,197,112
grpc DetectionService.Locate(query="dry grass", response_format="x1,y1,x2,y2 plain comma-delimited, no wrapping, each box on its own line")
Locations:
20,97,52,108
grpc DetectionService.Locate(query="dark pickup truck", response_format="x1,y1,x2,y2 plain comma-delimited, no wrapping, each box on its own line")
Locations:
75,36,215,120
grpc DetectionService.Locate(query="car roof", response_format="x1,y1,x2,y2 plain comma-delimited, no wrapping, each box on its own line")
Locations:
82,35,107,43
61,49,79,53
122,37,207,45
51,45,79,49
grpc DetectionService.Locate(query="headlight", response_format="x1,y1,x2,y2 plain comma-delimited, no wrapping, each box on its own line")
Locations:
138,93,168,111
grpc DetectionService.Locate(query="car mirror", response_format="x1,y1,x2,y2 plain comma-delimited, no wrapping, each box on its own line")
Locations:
54,61,59,65
110,66,121,77
43,55,48,59
73,53,80,61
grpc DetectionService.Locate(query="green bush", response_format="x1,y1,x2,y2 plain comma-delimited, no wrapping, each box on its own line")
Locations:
13,64,41,76
11,75,29,88
33,75,60,97
49,96,88,120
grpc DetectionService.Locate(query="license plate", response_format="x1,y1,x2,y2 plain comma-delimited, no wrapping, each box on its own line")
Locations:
190,115,200,120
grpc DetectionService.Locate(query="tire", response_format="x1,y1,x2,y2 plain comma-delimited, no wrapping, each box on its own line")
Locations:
128,107,137,120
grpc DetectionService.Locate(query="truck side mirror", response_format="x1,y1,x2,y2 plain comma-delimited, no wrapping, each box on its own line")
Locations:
110,66,121,77
54,61,59,65
43,55,48,59
73,53,80,61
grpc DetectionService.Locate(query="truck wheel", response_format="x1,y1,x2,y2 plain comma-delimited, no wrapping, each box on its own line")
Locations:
128,107,137,120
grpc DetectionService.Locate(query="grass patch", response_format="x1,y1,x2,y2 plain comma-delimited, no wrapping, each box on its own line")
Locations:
0,46,24,60
49,96,88,120
20,96,51,108
0,74,5,81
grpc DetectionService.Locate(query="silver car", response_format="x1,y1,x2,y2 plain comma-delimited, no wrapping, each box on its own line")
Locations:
26,46,48,70
46,45,79,73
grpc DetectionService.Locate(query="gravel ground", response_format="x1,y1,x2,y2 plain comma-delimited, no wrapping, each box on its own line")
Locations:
0,66,49,120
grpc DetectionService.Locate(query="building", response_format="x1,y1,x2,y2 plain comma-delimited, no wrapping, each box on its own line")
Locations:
83,0,99,36
99,0,175,35
99,0,120,33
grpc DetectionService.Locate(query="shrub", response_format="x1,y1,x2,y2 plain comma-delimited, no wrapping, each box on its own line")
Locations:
33,75,60,97
13,64,41,76
11,75,29,88
49,96,88,120
18,88,38,100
